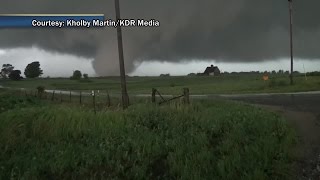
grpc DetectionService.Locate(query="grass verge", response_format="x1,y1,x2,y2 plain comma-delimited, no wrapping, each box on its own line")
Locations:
0,94,296,179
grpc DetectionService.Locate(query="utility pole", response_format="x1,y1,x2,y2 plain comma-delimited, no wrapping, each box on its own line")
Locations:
288,0,294,85
115,0,129,109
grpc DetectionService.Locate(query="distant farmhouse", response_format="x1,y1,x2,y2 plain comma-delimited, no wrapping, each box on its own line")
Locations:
203,65,220,76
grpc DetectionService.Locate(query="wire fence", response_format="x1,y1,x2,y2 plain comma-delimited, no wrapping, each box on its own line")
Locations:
13,87,190,113
19,89,122,113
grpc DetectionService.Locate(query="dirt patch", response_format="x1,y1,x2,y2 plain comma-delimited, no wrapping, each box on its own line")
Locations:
257,105,320,180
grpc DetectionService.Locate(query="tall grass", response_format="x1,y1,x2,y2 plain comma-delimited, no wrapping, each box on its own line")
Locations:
0,96,296,179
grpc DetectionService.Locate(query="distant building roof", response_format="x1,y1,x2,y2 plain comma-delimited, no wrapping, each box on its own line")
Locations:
203,65,220,75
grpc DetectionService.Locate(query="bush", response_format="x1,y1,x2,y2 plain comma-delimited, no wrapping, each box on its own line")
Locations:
36,86,45,93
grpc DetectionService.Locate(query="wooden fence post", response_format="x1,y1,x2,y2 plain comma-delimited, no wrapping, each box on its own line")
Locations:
97,90,100,108
51,91,55,101
152,88,156,103
69,91,72,102
106,90,111,107
92,90,96,114
80,91,82,104
183,88,190,104
60,91,63,102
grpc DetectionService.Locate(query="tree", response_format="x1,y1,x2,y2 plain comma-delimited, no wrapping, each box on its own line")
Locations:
83,73,89,79
1,64,14,78
24,61,43,78
71,70,82,80
9,70,23,81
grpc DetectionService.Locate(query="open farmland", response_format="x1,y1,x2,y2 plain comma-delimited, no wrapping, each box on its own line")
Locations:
1,74,320,95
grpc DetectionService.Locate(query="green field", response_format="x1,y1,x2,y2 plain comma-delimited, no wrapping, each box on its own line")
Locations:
1,74,320,95
0,90,296,179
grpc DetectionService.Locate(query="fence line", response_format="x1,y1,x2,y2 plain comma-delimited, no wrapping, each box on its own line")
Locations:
152,88,190,105
18,87,191,113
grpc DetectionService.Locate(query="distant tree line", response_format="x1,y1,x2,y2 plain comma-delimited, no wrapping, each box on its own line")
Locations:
0,62,93,82
70,70,90,81
187,70,304,76
306,71,320,76
160,74,170,77
221,70,294,75
0,61,43,81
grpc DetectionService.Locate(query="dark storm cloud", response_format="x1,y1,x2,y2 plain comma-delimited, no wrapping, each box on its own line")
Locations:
0,0,319,75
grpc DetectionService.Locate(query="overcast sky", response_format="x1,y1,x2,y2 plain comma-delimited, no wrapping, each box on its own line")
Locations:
0,0,319,76
1,47,319,77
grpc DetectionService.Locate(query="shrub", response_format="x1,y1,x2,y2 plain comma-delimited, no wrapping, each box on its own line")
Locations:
36,86,45,93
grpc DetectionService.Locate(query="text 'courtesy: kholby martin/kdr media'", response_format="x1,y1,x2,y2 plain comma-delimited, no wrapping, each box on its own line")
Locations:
32,18,160,28
0,14,160,28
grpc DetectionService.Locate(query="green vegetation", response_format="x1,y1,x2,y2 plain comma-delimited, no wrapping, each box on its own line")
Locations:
0,91,296,179
0,64,14,79
0,92,43,113
70,70,82,80
24,61,43,78
1,74,320,95
8,70,23,81
0,64,23,81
